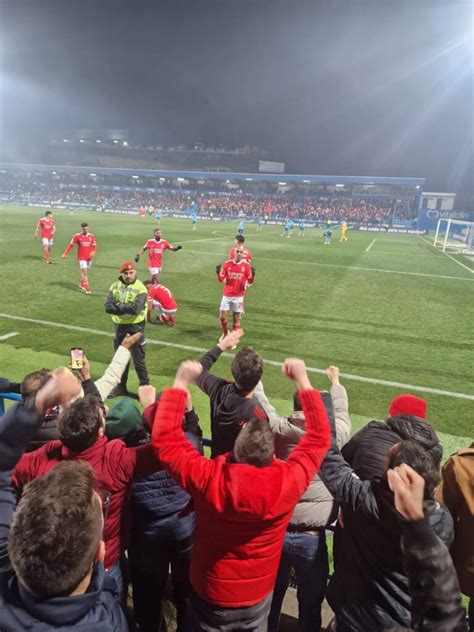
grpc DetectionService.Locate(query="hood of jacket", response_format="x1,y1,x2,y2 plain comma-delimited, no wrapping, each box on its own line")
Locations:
1,563,126,630
385,415,443,466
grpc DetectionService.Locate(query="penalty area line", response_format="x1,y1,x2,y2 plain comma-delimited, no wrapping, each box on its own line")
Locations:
0,313,473,402
365,238,376,252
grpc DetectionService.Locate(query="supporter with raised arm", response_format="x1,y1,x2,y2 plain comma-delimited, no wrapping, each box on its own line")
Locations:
319,428,454,631
389,463,467,632
0,368,128,631
254,365,351,632
13,389,163,602
194,329,267,457
151,356,331,631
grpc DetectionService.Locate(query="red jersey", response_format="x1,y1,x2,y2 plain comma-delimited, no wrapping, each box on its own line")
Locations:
37,218,55,239
70,233,97,261
148,284,177,310
218,260,254,297
143,239,172,267
228,246,253,262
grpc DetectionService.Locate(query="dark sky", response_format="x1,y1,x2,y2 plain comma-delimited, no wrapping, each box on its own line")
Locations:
1,0,473,192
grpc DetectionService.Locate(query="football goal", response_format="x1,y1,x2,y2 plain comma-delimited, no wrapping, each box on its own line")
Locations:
433,218,474,254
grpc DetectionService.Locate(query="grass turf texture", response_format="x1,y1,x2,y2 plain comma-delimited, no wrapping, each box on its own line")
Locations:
0,205,472,451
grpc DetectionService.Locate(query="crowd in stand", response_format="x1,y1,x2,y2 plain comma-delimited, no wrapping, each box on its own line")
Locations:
2,180,412,223
0,327,472,631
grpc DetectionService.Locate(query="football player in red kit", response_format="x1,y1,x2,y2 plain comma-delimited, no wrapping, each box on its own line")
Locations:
144,280,178,326
62,222,97,294
216,247,255,339
33,210,56,263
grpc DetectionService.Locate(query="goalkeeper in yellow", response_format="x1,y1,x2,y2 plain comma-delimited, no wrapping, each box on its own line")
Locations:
340,220,348,242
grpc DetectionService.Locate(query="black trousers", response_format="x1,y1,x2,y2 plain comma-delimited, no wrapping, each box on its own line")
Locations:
129,536,193,632
113,321,149,388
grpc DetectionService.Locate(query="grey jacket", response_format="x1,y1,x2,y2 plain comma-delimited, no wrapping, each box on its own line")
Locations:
254,381,351,528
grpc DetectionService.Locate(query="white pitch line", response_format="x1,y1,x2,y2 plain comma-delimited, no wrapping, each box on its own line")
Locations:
365,238,376,252
419,236,474,274
180,230,281,245
0,332,18,341
183,249,474,282
0,313,473,401
365,250,436,258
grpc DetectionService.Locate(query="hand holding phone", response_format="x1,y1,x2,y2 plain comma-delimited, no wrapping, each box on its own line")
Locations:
70,347,84,370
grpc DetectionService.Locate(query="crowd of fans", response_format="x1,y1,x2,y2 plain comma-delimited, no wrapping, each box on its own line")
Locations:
2,180,412,223
0,328,472,631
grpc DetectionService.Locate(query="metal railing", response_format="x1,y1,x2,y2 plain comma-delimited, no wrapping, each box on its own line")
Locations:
0,392,21,415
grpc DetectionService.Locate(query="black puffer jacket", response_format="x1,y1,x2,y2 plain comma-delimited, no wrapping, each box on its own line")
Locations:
319,442,453,632
342,414,443,481
401,516,467,631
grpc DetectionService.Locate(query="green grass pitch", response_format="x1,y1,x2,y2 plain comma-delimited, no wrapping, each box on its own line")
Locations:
0,205,472,456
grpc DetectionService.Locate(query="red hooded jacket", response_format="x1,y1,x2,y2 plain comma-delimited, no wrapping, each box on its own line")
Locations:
151,387,330,607
13,437,160,569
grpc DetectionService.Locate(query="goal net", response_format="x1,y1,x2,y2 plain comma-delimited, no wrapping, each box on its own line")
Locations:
433,218,474,254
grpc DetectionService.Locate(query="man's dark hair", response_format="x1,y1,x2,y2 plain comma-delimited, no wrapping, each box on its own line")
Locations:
21,369,51,400
231,346,263,392
235,234,245,244
58,395,102,452
387,440,440,498
45,210,52,216
143,279,153,287
9,460,103,599
233,418,274,467
80,222,88,228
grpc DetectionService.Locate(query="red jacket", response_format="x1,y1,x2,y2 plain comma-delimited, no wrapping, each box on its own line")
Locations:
13,436,160,569
152,387,330,607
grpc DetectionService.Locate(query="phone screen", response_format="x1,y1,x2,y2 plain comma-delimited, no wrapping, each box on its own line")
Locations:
70,347,84,370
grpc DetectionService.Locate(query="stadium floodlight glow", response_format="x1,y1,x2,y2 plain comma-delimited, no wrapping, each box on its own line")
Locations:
245,178,253,181
79,139,85,143
132,175,139,179
113,140,119,144
90,173,96,177
159,177,166,181
123,141,128,146
335,184,345,187
278,182,287,185
303,180,310,184
96,139,101,143
177,177,185,182
52,171,57,175
63,139,68,143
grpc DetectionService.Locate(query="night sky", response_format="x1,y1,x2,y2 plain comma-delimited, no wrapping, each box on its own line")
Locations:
1,0,472,192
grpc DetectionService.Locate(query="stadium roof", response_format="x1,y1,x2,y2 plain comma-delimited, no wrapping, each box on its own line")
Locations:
0,163,425,187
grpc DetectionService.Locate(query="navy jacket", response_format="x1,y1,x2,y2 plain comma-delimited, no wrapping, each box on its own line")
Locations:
0,402,128,631
132,429,201,541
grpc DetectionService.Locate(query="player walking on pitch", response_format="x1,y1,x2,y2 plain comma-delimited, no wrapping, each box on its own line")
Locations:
34,210,56,263
216,247,255,339
62,222,97,294
135,228,182,284
340,220,348,242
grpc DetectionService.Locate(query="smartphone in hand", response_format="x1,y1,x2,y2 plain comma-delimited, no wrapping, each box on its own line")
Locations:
70,347,84,370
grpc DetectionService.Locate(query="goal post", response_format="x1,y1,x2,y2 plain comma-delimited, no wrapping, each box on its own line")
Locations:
433,218,474,254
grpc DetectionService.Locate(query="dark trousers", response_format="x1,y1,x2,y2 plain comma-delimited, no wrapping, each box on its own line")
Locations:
129,536,192,632
114,322,149,388
189,591,272,632
268,530,328,632
469,598,474,631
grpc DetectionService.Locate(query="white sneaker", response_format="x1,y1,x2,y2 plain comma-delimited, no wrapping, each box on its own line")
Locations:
231,344,237,350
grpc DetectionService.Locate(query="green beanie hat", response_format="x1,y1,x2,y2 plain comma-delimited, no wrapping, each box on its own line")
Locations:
105,397,143,440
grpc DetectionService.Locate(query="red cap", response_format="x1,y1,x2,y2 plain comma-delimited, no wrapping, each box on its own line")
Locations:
389,394,427,420
120,261,136,273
